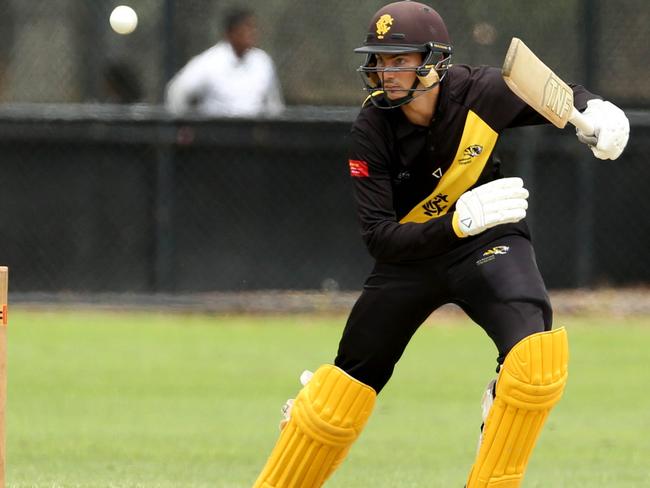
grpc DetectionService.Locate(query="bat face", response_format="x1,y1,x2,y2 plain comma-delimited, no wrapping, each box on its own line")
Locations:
543,74,574,122
502,37,574,128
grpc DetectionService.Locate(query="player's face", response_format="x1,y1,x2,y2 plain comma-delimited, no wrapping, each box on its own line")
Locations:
375,52,422,100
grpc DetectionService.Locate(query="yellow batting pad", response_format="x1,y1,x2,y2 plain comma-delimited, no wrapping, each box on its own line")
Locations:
253,364,376,488
466,327,569,488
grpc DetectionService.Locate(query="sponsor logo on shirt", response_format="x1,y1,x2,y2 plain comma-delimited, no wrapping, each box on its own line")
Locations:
349,159,369,178
394,170,411,185
422,192,449,216
459,144,483,164
476,245,510,266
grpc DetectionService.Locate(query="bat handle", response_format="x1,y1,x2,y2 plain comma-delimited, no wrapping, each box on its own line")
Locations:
568,107,595,136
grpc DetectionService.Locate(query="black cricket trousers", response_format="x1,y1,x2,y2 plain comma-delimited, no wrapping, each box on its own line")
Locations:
334,233,552,393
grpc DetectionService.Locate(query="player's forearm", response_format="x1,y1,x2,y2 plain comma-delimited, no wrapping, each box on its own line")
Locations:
361,215,458,262
165,65,207,114
165,79,192,114
505,85,597,128
264,77,285,115
569,84,600,111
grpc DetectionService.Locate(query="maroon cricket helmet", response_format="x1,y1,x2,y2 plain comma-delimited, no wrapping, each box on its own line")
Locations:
355,1,452,55
355,1,453,108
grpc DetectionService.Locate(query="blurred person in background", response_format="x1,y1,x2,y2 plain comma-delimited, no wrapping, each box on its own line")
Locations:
252,1,629,487
165,8,284,118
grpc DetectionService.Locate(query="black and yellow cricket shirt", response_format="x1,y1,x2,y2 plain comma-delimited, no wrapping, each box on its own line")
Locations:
348,64,596,262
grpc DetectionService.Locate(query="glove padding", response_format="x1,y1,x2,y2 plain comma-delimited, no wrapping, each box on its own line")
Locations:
455,177,528,237
576,99,629,160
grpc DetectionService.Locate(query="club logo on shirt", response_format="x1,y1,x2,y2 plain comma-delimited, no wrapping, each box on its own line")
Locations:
376,14,394,39
459,144,483,164
476,245,510,265
349,159,369,178
422,193,449,216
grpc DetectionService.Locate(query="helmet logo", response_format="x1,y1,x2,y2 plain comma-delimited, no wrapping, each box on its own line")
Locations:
376,14,394,39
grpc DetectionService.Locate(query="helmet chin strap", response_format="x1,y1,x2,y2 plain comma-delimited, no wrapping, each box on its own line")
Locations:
371,71,443,110
381,78,421,108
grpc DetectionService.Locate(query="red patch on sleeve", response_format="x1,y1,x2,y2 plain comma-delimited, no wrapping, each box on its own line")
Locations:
348,159,369,178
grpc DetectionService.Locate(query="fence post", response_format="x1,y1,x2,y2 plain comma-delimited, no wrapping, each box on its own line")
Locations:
575,158,595,287
160,0,176,102
515,127,539,234
153,126,176,292
575,0,600,287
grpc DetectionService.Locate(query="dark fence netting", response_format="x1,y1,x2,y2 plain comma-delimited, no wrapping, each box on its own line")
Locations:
0,106,648,293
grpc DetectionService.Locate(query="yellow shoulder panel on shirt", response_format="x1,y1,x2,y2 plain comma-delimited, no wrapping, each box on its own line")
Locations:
400,110,498,224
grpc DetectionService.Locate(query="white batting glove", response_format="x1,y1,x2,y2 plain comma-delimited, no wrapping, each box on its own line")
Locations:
576,99,629,160
279,370,313,431
454,177,528,237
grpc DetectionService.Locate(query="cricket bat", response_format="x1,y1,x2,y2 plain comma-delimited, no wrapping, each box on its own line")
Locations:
502,37,594,135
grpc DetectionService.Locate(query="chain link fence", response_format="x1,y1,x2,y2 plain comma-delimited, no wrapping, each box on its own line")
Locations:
0,105,648,293
0,0,648,294
0,0,648,106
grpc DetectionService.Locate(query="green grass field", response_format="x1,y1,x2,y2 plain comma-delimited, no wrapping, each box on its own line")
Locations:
6,308,650,487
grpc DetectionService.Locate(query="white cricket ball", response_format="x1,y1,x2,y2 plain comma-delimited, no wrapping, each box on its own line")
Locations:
110,5,138,35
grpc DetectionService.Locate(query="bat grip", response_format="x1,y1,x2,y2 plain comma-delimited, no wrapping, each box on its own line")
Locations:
569,107,595,136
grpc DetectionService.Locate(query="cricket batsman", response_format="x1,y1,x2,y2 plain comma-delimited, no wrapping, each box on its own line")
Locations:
253,1,629,487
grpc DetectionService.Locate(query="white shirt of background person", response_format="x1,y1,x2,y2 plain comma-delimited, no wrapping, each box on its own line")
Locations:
165,11,284,118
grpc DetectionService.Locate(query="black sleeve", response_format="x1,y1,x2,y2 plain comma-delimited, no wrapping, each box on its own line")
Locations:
571,84,600,111
465,67,600,129
348,122,459,262
508,82,599,127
